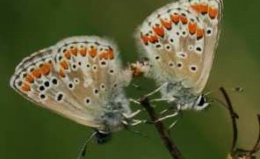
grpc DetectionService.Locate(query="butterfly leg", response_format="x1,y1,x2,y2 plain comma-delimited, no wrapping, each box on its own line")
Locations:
123,109,142,119
167,110,183,135
144,82,168,98
77,131,97,159
159,106,176,115
129,98,141,105
156,111,179,122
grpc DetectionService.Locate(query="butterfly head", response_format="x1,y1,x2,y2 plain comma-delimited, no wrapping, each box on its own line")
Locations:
193,94,210,111
95,130,112,144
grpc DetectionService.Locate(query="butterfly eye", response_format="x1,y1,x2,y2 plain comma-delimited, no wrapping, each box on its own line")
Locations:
194,95,209,110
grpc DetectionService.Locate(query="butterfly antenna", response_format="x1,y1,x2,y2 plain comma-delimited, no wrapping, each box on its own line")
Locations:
77,131,97,159
204,86,244,96
250,114,260,155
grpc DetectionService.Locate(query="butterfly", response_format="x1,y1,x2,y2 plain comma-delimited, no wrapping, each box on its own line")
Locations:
10,36,142,157
134,0,223,111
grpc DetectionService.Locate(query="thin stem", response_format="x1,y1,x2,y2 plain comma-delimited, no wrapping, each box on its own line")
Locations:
140,96,185,159
219,87,239,153
250,114,260,155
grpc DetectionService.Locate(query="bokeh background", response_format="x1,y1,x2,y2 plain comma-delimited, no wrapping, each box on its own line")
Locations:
0,0,260,158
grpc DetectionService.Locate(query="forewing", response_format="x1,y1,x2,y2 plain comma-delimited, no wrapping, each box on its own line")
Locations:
136,0,223,94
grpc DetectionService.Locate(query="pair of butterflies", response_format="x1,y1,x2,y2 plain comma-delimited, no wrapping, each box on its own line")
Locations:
10,0,223,148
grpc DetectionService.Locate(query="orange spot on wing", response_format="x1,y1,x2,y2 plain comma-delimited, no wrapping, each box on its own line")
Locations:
70,48,78,56
89,48,97,58
25,74,34,83
141,33,149,45
41,63,51,76
200,4,209,14
196,28,204,40
191,5,200,13
79,48,87,56
171,14,180,24
188,22,197,35
21,83,31,92
152,26,165,37
31,69,41,78
99,53,107,60
160,19,172,30
64,51,71,59
209,7,218,19
99,49,114,60
58,69,66,78
60,60,69,70
180,15,188,24
106,49,114,59
149,35,159,43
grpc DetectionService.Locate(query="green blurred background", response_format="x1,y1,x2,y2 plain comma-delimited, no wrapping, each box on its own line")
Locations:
0,0,260,158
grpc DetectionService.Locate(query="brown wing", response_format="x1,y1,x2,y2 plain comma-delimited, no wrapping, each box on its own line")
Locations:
136,0,223,95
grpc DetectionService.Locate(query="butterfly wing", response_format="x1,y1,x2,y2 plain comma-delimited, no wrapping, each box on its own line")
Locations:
10,36,131,129
136,0,223,95
53,36,132,115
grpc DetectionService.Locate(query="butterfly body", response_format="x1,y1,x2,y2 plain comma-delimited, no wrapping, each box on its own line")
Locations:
10,36,133,133
136,0,223,110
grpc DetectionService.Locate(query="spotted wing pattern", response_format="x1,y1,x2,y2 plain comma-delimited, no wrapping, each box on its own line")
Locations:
136,0,223,95
10,36,132,129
